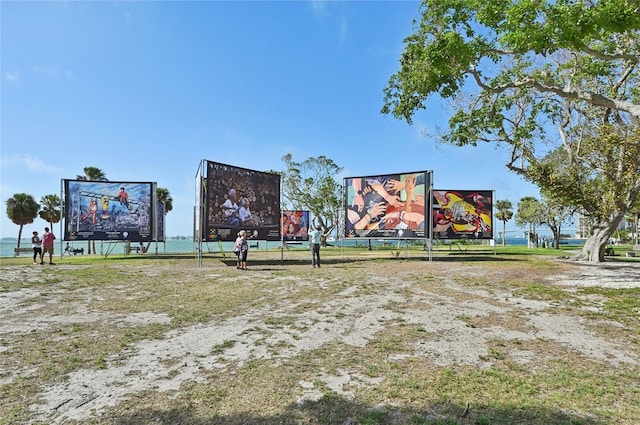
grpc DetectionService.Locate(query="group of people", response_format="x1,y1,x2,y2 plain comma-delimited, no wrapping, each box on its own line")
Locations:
29,221,324,271
221,189,258,227
232,225,323,270
30,227,56,265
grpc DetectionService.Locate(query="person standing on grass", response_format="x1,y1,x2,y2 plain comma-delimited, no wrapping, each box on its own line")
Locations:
239,230,251,270
308,225,322,268
31,231,43,264
42,227,56,265
233,230,249,270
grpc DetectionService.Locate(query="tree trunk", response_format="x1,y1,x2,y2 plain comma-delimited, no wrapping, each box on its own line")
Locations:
573,213,625,262
528,224,536,248
17,225,24,248
551,225,560,249
575,227,610,262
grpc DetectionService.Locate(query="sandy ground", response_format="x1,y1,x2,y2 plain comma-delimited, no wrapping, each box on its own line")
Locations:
1,259,639,424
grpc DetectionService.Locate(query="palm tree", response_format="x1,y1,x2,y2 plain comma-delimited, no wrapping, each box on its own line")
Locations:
156,187,173,214
5,193,40,248
148,187,173,250
495,200,514,246
76,166,108,181
39,194,62,230
77,166,108,253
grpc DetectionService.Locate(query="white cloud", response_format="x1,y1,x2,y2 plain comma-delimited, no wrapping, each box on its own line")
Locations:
309,0,327,16
1,154,64,174
2,71,20,83
32,65,75,80
338,16,348,44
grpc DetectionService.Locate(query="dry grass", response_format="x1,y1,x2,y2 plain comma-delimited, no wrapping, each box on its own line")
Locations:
1,248,639,425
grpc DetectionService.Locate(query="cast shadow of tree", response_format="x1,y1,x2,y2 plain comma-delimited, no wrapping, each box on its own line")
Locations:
110,393,603,425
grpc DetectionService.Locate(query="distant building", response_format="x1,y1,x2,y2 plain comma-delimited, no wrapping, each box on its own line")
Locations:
575,208,638,239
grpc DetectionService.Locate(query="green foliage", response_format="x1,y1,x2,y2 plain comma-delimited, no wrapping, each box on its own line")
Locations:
281,154,343,238
76,166,108,181
383,0,640,261
495,199,514,246
156,187,173,214
38,194,61,228
5,193,40,246
528,126,640,222
515,196,543,229
5,193,40,227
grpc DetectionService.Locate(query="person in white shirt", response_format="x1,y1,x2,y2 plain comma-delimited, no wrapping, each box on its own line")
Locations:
308,226,322,268
220,189,240,226
31,231,43,264
238,198,257,226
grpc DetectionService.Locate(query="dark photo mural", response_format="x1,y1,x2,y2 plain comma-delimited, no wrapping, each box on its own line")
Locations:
64,180,155,242
432,190,493,239
204,161,281,242
344,171,432,238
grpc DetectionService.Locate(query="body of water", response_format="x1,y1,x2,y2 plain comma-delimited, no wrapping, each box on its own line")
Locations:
1,236,584,258
1,238,294,258
2,238,200,258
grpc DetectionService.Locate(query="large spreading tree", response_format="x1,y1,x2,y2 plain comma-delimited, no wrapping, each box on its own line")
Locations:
281,154,342,245
382,0,640,261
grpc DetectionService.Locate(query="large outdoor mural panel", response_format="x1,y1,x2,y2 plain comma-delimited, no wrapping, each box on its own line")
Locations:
64,180,155,242
344,171,432,238
282,210,309,241
204,161,281,242
432,190,493,239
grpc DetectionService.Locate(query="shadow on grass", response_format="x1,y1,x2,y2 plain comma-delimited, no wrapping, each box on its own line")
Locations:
216,254,528,269
109,394,603,425
89,249,558,267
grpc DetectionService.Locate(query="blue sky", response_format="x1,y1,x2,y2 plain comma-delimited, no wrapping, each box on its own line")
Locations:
1,0,540,239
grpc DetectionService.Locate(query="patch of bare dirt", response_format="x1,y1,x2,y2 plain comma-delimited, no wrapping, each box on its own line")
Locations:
1,259,638,424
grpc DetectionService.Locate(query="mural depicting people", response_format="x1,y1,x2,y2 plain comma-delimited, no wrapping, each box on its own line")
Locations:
204,161,281,241
281,211,309,240
238,198,257,227
64,180,153,242
118,186,129,208
81,198,99,224
220,189,240,226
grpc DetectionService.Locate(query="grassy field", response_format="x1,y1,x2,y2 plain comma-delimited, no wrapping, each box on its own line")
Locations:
1,245,639,425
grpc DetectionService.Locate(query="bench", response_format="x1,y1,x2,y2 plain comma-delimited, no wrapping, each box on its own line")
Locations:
626,244,640,258
64,247,84,255
13,247,33,256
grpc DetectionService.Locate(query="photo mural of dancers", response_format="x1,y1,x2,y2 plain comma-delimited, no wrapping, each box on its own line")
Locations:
431,190,493,239
64,180,154,241
344,171,431,238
